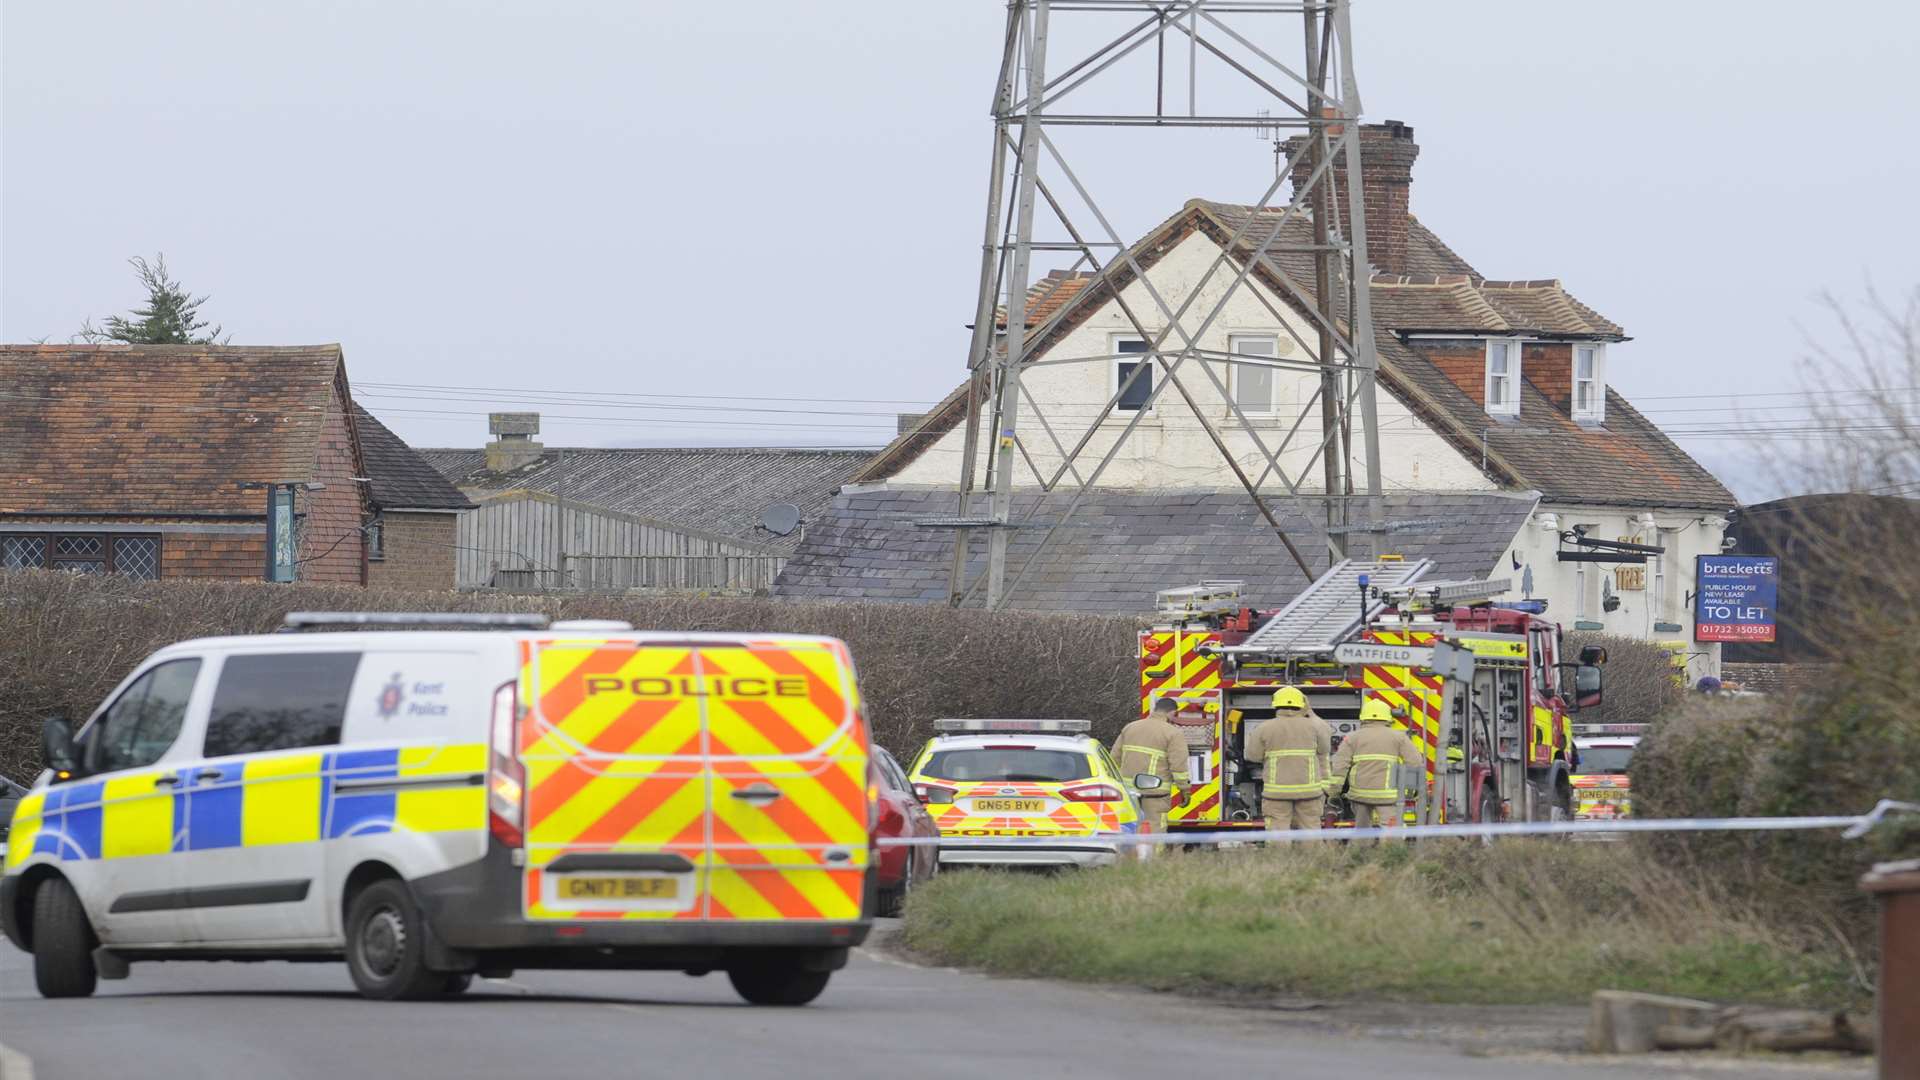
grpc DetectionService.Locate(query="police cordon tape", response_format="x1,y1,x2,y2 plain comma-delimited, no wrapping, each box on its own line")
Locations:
872,799,1920,848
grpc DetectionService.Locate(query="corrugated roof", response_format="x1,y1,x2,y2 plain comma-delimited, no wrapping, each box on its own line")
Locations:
352,405,473,512
773,488,1539,614
422,446,872,555
0,344,344,516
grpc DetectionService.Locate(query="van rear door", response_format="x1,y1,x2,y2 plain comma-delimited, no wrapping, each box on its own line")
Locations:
521,636,869,922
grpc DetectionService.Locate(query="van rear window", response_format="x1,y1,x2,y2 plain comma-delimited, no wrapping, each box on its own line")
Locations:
204,652,361,758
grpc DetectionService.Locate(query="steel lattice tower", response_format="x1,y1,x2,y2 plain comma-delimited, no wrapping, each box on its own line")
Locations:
939,0,1385,609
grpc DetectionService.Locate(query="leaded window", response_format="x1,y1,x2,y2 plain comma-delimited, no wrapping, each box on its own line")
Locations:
0,533,161,578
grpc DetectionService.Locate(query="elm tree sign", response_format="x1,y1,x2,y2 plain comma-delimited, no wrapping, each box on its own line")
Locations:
1694,555,1778,643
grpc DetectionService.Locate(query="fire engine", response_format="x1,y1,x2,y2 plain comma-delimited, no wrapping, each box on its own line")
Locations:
1139,558,1607,830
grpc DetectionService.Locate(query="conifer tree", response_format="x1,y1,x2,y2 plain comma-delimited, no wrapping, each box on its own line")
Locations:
82,254,227,344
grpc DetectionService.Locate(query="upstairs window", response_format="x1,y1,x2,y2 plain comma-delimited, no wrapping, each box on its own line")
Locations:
1485,339,1521,418
1227,334,1277,414
1114,337,1154,412
1573,344,1606,423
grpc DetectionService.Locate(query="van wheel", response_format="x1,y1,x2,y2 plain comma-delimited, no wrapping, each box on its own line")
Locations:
728,961,832,1006
32,877,98,999
344,879,446,1001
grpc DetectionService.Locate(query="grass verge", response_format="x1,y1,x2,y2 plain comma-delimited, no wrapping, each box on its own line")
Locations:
901,841,1865,1008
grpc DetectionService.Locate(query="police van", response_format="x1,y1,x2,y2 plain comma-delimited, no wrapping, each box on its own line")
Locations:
0,613,874,1005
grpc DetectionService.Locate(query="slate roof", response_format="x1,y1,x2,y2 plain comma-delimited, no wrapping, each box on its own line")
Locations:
421,446,872,556
351,406,473,512
0,344,347,517
773,488,1539,614
851,198,1732,510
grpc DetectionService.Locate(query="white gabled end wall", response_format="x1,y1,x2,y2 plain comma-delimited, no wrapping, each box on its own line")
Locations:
888,232,1495,493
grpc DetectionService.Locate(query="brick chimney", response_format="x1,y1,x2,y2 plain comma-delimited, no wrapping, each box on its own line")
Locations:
485,411,544,472
1283,119,1419,275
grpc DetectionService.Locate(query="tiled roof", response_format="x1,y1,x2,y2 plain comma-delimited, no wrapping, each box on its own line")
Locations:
352,405,473,512
421,446,872,556
853,198,1731,509
774,488,1538,613
995,270,1096,329
0,344,345,516
1371,275,1624,338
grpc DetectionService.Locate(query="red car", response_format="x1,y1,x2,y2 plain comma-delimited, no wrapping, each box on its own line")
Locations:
872,746,939,916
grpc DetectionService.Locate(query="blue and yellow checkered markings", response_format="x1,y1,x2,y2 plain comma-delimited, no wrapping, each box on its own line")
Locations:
5,743,488,866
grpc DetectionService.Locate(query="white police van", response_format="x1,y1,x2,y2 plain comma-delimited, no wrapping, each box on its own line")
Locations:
1,613,874,1004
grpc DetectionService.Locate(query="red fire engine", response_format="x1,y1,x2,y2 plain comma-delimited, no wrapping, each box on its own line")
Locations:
1139,559,1606,829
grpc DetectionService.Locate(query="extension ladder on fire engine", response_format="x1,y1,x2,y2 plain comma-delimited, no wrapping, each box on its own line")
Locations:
1225,558,1434,656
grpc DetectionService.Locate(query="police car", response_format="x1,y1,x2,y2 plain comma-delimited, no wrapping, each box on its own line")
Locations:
1571,723,1645,822
1,613,874,1005
905,719,1154,867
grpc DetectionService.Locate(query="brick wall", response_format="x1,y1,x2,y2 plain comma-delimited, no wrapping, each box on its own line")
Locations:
1414,342,1488,406
368,511,459,591
1523,341,1572,413
1285,120,1419,274
162,531,267,579
298,388,368,586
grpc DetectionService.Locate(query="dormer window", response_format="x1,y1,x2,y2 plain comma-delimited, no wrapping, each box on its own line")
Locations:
1573,344,1606,423
1485,338,1521,418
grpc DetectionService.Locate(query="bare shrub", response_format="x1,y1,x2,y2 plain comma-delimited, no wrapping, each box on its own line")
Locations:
0,571,1145,781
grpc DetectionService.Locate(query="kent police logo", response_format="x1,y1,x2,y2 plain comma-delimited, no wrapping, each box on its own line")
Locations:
377,673,405,719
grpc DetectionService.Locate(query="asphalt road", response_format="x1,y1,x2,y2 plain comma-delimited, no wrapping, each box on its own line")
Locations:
0,931,1868,1080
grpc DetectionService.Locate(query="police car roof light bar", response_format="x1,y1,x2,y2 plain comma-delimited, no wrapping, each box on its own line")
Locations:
282,611,552,631
932,718,1093,735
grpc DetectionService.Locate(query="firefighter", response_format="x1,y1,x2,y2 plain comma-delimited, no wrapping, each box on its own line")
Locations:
1113,696,1189,833
1246,686,1332,831
1329,697,1423,834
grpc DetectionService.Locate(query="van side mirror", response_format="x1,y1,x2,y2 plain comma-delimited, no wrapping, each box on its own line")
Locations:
1578,645,1608,666
1133,773,1165,793
42,717,80,778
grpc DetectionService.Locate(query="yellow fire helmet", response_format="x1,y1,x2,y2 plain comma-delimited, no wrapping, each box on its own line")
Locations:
1359,698,1394,724
1270,686,1308,711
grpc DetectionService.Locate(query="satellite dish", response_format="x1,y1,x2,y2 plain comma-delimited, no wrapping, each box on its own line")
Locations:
760,503,802,537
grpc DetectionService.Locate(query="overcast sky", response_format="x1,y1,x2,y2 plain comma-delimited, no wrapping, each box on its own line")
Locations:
5,1,1917,502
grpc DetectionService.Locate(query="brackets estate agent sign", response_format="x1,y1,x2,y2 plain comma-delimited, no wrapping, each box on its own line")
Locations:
1694,555,1778,643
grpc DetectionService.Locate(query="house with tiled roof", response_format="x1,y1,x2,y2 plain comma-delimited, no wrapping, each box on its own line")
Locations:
0,344,376,584
781,122,1736,672
421,414,871,591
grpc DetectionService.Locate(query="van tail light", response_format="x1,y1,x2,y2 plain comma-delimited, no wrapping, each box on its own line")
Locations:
488,680,525,848
913,782,956,805
1060,783,1125,803
866,759,882,831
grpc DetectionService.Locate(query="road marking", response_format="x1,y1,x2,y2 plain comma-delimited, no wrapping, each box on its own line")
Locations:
0,1037,34,1080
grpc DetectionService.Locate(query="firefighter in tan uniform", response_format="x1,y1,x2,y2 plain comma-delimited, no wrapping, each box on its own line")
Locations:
1113,696,1189,832
1329,698,1423,833
1245,686,1332,831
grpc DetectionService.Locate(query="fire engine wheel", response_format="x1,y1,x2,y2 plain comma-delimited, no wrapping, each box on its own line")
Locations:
1477,786,1500,828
